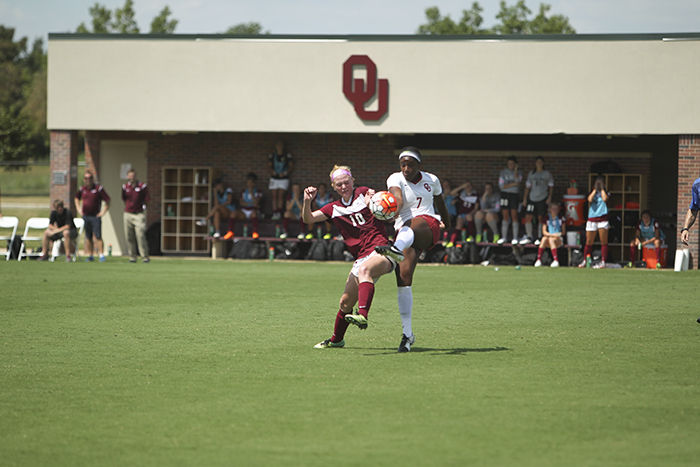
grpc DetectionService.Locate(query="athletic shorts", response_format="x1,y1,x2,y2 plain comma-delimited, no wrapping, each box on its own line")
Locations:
83,215,102,240
350,250,396,279
269,178,290,191
499,193,520,210
417,214,441,247
586,220,609,231
241,208,257,219
525,198,547,217
49,229,78,241
225,204,236,213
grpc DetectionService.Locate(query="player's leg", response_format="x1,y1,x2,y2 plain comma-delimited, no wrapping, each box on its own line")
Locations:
500,205,511,244
524,212,534,243
474,210,484,242
535,235,547,266
598,227,608,265
213,206,223,238
486,212,499,241
510,207,520,244
84,219,94,260
550,236,561,266
355,254,393,318
395,247,418,352
315,274,358,348
629,238,639,265
653,238,662,268
581,227,596,267
450,214,465,245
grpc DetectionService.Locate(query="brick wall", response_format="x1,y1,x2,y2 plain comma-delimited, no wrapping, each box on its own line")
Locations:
677,135,700,267
49,130,78,208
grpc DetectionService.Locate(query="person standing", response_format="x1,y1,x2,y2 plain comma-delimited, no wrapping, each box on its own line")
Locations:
74,170,110,262
375,147,451,352
497,156,522,244
268,140,293,220
679,177,700,323
121,168,150,263
521,156,554,245
580,176,609,269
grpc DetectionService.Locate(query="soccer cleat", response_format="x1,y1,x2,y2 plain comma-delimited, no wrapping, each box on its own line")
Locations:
519,236,532,245
627,261,633,268
551,260,560,268
344,311,368,330
314,338,345,349
534,259,542,267
466,236,474,243
196,218,207,227
578,260,586,268
492,234,500,244
323,233,332,240
534,238,541,246
129,258,137,263
475,234,482,243
143,258,150,263
213,232,221,239
297,233,305,240
656,263,662,269
592,261,606,269
445,241,454,248
223,231,234,240
375,244,405,263
252,231,260,239
496,237,506,245
86,256,95,262
398,333,415,352
305,232,314,240
99,255,106,262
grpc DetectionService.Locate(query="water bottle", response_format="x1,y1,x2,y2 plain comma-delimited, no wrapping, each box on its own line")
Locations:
268,246,275,261
275,225,281,238
317,227,322,239
586,254,592,268
108,244,112,256
243,225,248,237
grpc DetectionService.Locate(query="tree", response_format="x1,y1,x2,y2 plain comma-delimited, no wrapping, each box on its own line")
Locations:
0,26,47,166
76,1,178,34
150,6,178,34
225,23,268,35
417,0,575,35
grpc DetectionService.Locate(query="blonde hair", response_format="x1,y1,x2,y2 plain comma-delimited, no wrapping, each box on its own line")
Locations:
329,165,353,186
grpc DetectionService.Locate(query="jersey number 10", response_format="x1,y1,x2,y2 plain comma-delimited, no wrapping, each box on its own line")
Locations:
349,213,366,227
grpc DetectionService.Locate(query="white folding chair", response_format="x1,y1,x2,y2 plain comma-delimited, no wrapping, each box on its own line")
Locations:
0,216,19,261
18,217,50,261
50,217,85,262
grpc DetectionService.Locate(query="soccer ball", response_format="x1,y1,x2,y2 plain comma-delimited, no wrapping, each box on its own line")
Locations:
369,191,398,221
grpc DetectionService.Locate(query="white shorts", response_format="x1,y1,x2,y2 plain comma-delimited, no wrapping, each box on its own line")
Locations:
350,251,396,279
241,208,256,219
586,220,609,231
268,178,289,191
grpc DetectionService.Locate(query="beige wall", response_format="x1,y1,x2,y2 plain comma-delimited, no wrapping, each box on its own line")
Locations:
48,36,700,134
99,140,147,257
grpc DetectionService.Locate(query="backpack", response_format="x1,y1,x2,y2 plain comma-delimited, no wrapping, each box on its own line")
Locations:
229,239,254,259
276,241,301,260
447,245,466,265
305,240,328,261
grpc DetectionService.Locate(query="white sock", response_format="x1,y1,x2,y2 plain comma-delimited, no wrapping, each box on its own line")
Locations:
513,221,520,240
397,286,413,338
393,226,415,251
525,222,533,239
501,219,509,238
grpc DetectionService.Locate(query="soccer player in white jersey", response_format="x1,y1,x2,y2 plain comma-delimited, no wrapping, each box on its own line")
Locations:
375,147,451,352
302,165,398,349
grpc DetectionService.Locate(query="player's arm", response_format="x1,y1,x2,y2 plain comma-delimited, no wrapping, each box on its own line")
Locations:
302,186,328,224
522,185,530,207
681,208,697,245
389,186,403,212
74,197,82,217
541,222,550,237
434,194,451,232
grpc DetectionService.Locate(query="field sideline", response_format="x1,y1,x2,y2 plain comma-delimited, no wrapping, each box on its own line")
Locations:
1,259,699,466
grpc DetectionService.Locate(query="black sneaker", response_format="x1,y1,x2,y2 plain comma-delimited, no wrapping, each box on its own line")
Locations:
375,244,404,263
398,333,415,352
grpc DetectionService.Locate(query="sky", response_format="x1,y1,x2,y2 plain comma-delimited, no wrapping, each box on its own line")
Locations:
2,0,700,43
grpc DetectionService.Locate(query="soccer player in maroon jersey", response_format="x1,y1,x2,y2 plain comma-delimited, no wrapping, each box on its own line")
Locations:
302,165,397,349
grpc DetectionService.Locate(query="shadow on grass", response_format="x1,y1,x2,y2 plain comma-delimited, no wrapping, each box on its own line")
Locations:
361,346,510,356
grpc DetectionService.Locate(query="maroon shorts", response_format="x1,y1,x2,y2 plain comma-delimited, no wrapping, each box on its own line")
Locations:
416,214,441,246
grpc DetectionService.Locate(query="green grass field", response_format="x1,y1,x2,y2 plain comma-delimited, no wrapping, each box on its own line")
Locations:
1,259,699,466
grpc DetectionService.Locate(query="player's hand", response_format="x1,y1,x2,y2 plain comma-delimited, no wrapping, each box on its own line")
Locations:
439,221,446,230
304,186,317,201
681,229,689,245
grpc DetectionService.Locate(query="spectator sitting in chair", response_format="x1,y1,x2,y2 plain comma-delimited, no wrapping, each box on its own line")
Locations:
535,202,565,268
628,210,663,269
39,199,78,261
198,180,236,240
474,182,501,243
281,183,310,240
447,181,479,247
237,172,263,239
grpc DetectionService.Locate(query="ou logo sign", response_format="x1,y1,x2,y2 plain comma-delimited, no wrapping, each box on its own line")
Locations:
342,55,389,121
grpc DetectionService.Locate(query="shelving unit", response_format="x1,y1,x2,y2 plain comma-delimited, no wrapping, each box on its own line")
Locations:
161,167,212,254
588,173,645,263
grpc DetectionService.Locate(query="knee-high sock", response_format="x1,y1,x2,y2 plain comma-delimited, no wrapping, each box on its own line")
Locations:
252,217,259,232
331,309,350,343
393,226,415,251
537,247,544,260
656,246,661,261
357,282,375,318
630,245,636,262
466,220,475,236
525,222,533,239
512,220,520,240
487,217,499,236
551,247,559,261
397,286,413,338
601,244,608,262
298,218,306,233
501,219,510,238
282,217,289,232
475,216,484,234
227,217,235,231
584,244,593,259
